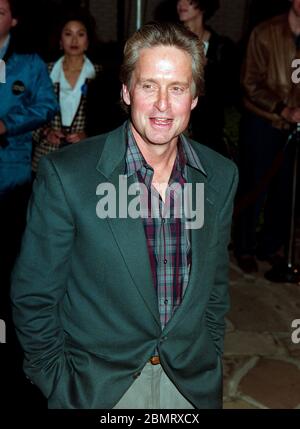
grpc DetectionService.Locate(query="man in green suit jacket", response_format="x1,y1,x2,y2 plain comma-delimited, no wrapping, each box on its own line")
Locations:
11,22,238,409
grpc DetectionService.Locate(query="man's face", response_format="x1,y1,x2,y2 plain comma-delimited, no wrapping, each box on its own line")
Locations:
122,46,198,149
292,0,300,17
177,0,202,23
0,0,17,46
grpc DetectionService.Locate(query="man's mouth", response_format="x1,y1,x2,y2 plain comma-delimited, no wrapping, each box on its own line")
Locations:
150,118,173,126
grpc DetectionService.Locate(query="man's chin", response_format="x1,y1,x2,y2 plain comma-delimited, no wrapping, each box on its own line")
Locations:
145,136,177,146
144,129,179,146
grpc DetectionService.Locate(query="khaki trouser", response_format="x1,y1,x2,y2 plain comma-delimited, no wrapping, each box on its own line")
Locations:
113,362,194,409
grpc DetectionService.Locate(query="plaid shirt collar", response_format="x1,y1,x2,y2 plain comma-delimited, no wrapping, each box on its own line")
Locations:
125,122,207,179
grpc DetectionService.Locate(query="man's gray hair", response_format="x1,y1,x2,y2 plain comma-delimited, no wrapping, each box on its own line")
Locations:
120,21,205,99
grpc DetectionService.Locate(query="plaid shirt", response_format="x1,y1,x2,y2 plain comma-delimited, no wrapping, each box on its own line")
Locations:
125,124,205,329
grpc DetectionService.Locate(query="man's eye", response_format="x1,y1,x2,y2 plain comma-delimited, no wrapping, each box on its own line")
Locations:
171,86,184,93
142,84,154,90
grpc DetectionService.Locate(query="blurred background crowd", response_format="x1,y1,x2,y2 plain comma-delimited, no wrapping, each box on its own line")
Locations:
1,0,300,409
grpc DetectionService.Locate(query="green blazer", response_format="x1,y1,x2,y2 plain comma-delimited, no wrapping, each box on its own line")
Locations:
11,122,238,409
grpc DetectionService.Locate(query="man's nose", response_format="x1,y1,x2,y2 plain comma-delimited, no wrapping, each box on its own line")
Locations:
155,89,169,111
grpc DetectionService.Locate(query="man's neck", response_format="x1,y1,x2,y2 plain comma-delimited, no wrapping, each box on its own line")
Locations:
139,140,177,173
131,126,178,181
139,141,178,202
289,8,300,35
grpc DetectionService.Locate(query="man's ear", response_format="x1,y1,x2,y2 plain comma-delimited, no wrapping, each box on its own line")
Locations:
191,96,198,110
122,84,131,106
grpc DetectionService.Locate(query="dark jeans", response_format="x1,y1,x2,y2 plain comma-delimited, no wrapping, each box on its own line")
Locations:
234,112,294,258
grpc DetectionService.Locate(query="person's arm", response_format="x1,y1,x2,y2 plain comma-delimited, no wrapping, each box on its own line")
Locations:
205,163,239,356
65,131,87,143
1,55,58,137
10,156,75,398
242,27,285,115
280,106,300,123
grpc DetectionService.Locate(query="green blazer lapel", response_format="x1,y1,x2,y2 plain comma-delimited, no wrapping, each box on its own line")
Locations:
162,166,217,335
96,124,161,328
96,123,127,179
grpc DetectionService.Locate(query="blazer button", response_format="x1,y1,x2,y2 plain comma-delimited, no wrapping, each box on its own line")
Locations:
133,372,141,379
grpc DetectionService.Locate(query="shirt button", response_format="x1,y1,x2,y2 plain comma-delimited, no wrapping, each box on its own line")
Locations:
164,259,167,264
164,299,168,305
162,219,165,223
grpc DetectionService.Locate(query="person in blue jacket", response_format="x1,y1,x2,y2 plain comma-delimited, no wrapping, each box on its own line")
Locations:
0,0,57,267
0,0,57,285
0,0,57,197
0,0,57,408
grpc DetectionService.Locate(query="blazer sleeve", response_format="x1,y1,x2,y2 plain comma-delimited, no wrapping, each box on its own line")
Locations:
205,163,239,356
10,156,75,398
